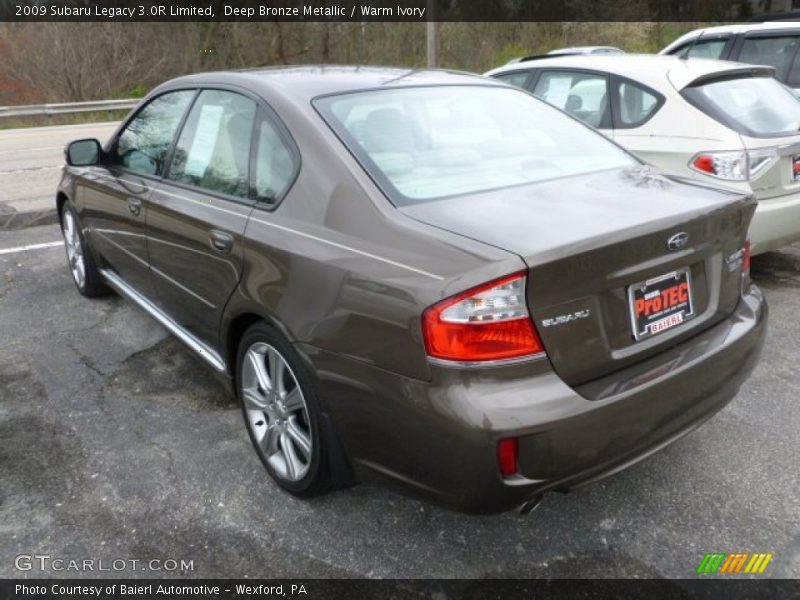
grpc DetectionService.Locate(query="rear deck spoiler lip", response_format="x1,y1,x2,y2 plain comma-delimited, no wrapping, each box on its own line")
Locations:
678,65,776,89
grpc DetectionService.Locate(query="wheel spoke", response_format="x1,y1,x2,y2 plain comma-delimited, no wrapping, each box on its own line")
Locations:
282,387,304,412
280,432,302,480
242,387,267,411
247,350,270,391
63,215,73,242
76,264,85,286
261,422,281,456
267,347,285,395
286,418,311,459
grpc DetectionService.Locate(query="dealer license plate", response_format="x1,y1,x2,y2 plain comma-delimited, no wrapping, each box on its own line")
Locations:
628,268,694,340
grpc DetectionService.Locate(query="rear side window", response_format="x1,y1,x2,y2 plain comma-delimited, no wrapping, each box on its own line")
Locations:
739,36,800,81
493,71,530,89
683,76,800,137
532,71,610,128
253,116,297,203
168,90,257,198
616,81,663,128
671,36,729,59
114,91,195,176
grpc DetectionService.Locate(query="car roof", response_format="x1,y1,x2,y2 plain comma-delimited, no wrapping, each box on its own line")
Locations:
485,54,775,91
162,65,499,104
661,21,800,53
547,46,623,55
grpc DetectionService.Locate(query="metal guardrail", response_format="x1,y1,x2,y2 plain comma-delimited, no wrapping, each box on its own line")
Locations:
0,98,138,119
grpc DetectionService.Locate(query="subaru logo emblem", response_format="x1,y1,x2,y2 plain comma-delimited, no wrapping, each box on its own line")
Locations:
667,232,689,251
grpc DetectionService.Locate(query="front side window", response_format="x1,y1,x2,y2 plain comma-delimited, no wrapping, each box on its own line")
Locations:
672,36,729,59
168,90,257,198
683,75,800,137
315,85,636,205
114,90,195,176
739,36,800,81
532,71,610,128
617,81,662,128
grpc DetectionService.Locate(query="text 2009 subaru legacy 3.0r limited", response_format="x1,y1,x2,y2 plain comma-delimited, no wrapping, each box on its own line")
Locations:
57,67,766,513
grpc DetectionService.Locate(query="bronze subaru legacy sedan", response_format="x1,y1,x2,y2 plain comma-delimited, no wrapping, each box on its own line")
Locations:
58,67,766,513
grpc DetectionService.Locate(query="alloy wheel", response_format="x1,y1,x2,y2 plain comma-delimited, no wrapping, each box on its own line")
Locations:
241,342,313,482
63,210,86,289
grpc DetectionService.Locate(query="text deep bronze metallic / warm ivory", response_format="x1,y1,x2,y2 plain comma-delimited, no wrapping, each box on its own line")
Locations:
57,67,766,513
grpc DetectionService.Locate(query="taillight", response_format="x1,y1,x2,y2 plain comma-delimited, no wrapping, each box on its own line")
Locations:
422,271,545,363
689,149,777,181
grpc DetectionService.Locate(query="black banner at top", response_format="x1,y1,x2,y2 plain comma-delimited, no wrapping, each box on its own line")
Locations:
1,0,798,22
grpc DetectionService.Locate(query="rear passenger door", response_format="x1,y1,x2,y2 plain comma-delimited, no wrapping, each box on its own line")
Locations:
146,89,257,348
530,70,612,135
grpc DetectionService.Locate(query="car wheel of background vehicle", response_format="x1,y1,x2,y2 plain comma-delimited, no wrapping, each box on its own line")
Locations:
237,322,332,497
61,201,109,298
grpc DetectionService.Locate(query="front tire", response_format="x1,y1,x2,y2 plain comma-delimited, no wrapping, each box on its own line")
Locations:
61,201,109,297
237,322,331,497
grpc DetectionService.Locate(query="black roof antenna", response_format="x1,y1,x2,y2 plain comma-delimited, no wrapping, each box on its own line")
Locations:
680,29,704,60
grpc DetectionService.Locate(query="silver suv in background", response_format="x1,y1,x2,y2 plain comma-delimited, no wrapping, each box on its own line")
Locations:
660,22,800,93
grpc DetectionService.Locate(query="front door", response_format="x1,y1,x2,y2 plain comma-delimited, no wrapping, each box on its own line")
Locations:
81,90,196,298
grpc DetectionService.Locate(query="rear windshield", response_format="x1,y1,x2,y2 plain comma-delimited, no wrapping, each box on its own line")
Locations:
683,76,800,137
314,85,636,205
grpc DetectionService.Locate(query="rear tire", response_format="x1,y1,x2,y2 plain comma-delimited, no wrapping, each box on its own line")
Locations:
61,201,109,298
237,322,332,497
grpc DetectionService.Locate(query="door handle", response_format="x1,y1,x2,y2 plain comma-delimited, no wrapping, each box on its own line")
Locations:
128,197,142,217
209,230,234,254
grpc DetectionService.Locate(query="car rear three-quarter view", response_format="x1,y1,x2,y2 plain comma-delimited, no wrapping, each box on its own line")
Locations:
57,67,767,514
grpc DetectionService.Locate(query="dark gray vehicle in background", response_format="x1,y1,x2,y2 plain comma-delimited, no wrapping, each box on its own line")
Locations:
57,67,766,513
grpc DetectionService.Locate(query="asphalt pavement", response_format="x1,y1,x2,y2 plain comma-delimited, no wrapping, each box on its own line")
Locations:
0,123,118,229
0,221,798,580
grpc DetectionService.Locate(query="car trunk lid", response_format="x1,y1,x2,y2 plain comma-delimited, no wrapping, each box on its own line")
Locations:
401,168,755,386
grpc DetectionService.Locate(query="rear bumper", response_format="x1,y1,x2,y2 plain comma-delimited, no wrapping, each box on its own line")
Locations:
750,190,800,255
305,285,767,514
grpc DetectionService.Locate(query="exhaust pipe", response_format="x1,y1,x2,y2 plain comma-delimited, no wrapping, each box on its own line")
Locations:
518,495,544,515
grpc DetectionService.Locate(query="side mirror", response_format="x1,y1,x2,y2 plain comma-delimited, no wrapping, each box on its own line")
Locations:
65,139,102,167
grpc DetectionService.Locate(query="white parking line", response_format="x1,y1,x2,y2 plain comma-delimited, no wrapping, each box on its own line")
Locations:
0,240,63,255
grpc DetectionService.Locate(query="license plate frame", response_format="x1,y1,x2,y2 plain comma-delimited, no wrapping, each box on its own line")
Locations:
627,268,694,341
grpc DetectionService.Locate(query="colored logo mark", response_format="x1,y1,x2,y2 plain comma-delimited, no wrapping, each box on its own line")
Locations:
696,552,773,575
